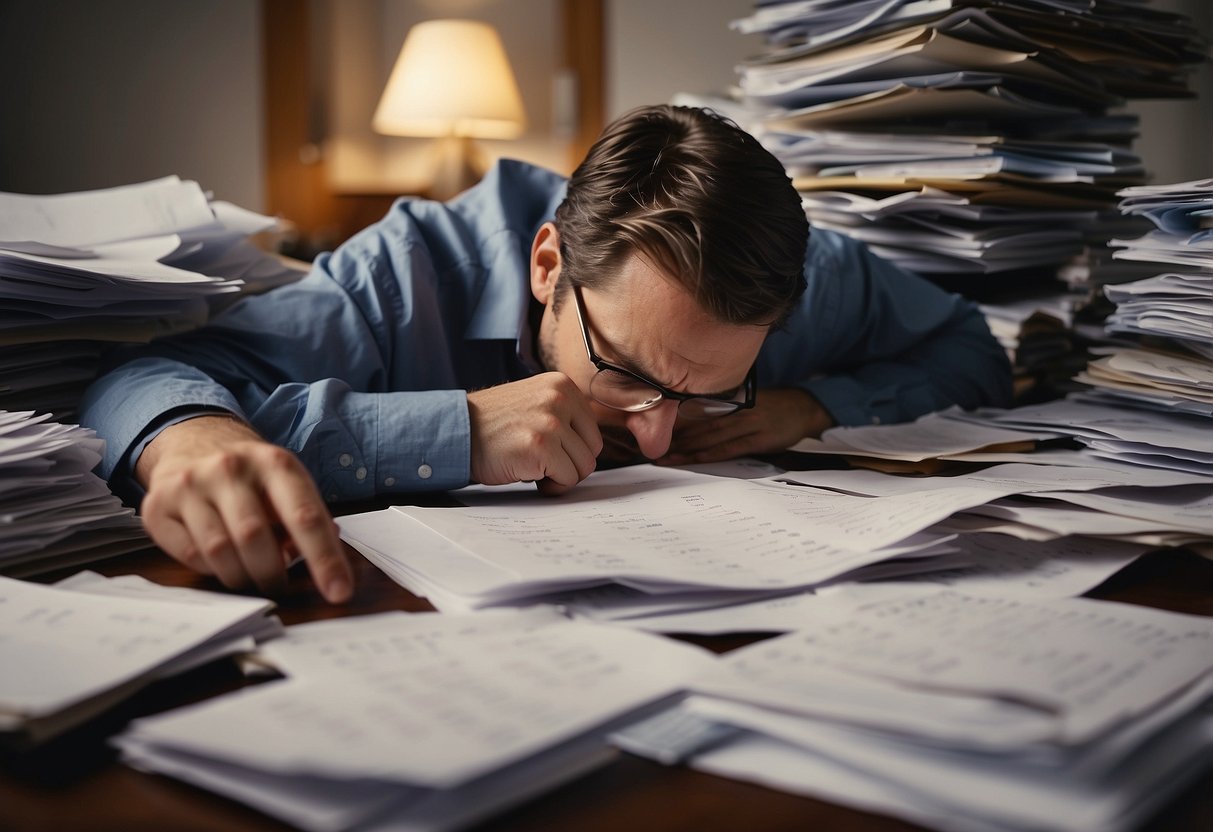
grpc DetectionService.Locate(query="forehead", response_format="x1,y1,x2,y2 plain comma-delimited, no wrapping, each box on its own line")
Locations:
576,253,768,389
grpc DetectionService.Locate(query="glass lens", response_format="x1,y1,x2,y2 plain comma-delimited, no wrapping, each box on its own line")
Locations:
589,369,663,411
678,397,743,420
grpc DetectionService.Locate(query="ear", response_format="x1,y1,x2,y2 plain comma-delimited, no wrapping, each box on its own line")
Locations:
530,222,562,305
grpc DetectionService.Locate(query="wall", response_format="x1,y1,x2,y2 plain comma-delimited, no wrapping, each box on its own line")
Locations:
1132,0,1213,184
0,0,264,209
605,0,757,119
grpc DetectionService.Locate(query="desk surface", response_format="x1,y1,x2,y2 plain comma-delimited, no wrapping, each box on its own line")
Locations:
3,543,1213,832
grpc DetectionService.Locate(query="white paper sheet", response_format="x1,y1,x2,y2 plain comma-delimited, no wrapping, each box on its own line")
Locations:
120,618,714,789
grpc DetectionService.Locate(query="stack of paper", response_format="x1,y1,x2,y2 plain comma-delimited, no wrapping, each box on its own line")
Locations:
0,572,278,747
594,533,1151,636
720,0,1204,400
732,2,1204,278
615,589,1213,832
0,176,306,419
780,404,1213,553
115,609,716,832
337,465,960,617
1062,178,1213,419
949,398,1213,480
0,409,147,577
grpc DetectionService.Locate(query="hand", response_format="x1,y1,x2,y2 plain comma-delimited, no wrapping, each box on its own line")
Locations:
467,373,603,495
657,388,834,466
136,415,354,603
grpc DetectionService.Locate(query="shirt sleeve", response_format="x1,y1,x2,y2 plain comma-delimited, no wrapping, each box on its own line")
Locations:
79,209,475,505
759,228,1013,427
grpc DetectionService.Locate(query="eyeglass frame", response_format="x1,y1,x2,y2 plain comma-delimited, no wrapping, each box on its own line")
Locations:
569,282,757,417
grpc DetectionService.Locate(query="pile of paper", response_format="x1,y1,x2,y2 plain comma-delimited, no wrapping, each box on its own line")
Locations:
732,1,1204,279
722,0,1204,400
0,176,306,419
1065,178,1213,418
0,572,279,747
0,409,147,577
115,608,716,832
338,465,961,617
783,404,1213,553
949,398,1213,481
615,589,1213,832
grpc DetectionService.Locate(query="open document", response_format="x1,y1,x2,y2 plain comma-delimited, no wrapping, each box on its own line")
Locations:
338,465,956,613
0,573,277,746
116,610,716,832
616,589,1213,832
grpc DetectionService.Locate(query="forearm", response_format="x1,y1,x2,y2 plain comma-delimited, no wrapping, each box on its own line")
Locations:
802,309,1012,427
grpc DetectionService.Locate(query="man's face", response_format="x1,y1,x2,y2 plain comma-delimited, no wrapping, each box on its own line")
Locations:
530,226,768,463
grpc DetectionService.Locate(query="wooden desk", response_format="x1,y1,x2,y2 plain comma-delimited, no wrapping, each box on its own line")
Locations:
3,543,1212,832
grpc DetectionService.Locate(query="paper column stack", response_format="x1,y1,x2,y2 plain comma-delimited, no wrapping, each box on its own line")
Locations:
727,0,1206,400
0,176,306,420
1072,178,1213,421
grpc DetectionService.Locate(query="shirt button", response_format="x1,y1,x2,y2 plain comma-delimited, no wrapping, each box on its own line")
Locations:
384,476,396,487
871,416,881,425
338,453,353,467
417,463,433,479
354,466,367,481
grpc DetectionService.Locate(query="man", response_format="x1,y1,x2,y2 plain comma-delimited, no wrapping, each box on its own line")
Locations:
81,105,1012,604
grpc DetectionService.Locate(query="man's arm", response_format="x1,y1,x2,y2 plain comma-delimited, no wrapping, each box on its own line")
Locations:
783,227,1013,427
81,205,601,595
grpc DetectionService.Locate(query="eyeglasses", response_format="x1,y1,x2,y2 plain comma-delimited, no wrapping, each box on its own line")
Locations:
570,284,756,420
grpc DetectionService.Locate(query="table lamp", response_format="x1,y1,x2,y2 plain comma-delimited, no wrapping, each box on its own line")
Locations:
373,19,526,200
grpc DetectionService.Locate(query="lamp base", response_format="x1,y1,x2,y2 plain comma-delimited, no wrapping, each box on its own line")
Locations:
428,135,482,202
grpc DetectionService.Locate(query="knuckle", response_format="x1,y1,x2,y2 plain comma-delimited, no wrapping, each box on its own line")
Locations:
232,517,266,547
159,468,193,493
288,503,328,531
212,451,246,477
200,535,231,560
259,445,298,471
177,546,204,569
538,412,564,434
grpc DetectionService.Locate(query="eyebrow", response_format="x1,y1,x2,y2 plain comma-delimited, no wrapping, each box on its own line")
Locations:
577,286,747,399
599,349,746,400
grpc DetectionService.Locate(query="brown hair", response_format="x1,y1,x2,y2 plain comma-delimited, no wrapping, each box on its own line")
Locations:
553,105,808,326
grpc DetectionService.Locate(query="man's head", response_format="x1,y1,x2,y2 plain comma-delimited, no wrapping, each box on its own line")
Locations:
530,105,809,461
554,104,808,323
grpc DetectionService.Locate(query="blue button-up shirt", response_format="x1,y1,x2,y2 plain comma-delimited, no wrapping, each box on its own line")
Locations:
80,159,1011,504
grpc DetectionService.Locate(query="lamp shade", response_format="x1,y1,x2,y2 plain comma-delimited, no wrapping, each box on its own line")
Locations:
372,19,526,140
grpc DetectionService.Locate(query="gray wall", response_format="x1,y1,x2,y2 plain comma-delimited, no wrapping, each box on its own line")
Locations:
0,0,263,209
1132,0,1213,184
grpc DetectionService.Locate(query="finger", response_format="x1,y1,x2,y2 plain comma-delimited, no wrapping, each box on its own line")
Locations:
259,450,353,603
143,512,216,576
178,497,249,589
567,395,604,458
213,482,288,595
540,439,583,487
536,476,575,496
560,421,600,482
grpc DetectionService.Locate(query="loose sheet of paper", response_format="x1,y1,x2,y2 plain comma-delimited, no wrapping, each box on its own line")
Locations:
0,575,269,718
727,590,1213,743
122,617,715,789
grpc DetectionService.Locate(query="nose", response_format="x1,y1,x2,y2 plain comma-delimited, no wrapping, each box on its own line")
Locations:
625,400,680,459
